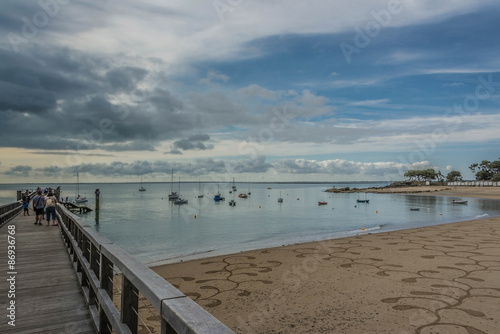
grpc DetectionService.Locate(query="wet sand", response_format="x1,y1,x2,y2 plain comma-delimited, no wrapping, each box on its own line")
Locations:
152,187,500,333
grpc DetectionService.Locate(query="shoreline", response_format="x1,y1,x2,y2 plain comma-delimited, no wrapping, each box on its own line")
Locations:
147,186,500,267
150,187,500,333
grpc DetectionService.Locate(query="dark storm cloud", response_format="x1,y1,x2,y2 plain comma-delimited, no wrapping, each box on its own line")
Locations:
0,44,200,151
172,134,214,151
106,66,148,92
0,81,56,112
4,165,32,176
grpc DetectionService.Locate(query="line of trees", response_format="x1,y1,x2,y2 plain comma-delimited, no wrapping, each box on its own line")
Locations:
404,157,500,183
403,169,442,181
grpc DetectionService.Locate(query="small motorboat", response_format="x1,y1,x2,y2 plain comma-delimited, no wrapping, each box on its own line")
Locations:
174,198,188,205
356,199,369,203
410,208,420,211
318,201,328,205
75,196,88,204
238,193,248,198
451,199,468,205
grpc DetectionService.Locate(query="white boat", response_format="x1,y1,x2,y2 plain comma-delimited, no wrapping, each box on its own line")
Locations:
75,196,88,204
74,172,88,203
168,170,178,200
139,175,146,192
173,176,187,205
451,199,468,205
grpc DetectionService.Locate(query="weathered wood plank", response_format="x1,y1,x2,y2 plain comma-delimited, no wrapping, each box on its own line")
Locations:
0,212,95,333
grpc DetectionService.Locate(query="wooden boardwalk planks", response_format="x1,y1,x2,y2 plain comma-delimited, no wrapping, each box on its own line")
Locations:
0,211,95,333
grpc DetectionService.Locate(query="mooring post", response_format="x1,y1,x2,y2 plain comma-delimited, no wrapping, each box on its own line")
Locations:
95,188,100,224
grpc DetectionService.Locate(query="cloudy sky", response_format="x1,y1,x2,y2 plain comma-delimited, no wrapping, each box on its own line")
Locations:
1,0,499,183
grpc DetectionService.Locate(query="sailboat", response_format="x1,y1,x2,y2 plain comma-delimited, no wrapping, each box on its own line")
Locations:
174,176,188,205
139,175,146,192
168,170,178,200
197,177,204,198
278,191,283,203
75,172,88,204
214,183,225,201
232,177,237,192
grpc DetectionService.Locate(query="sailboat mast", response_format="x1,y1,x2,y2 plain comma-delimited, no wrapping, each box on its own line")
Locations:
170,169,174,193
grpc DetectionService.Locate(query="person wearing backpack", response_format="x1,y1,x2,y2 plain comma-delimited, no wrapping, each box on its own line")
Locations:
44,192,58,226
32,190,45,225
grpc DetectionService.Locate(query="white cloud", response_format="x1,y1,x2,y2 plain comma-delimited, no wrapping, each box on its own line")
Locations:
33,0,493,71
299,90,329,108
238,84,278,100
272,158,434,176
347,99,390,106
198,70,230,85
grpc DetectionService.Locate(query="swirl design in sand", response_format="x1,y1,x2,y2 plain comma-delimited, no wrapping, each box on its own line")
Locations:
166,254,282,309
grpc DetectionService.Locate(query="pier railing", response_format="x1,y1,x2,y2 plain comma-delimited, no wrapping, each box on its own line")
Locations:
56,203,234,334
0,202,22,227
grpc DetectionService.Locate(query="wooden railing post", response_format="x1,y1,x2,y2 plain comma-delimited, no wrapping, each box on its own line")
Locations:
100,254,114,298
122,275,139,334
99,253,114,333
161,318,177,334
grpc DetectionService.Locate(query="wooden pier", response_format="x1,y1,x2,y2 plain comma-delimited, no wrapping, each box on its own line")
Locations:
60,200,94,214
1,195,234,334
0,210,95,333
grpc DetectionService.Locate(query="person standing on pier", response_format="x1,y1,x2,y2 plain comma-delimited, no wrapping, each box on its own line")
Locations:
22,198,30,216
44,192,58,226
32,190,45,225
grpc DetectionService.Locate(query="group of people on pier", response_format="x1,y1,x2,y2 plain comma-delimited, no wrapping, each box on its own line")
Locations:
24,187,59,226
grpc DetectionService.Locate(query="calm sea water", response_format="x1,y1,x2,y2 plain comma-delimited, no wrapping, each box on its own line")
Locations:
2,182,500,266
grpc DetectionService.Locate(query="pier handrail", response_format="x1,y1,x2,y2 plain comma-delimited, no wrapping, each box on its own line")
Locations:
0,202,22,227
56,203,234,334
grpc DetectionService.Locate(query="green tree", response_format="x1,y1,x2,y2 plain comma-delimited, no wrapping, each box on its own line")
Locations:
404,169,438,181
469,158,500,181
446,171,463,182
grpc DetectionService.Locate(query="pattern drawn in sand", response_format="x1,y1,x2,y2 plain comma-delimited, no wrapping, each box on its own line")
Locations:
166,255,282,308
162,220,499,333
290,222,499,333
377,224,500,334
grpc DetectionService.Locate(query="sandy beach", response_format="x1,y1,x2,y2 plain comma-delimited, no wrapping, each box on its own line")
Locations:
152,187,500,333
